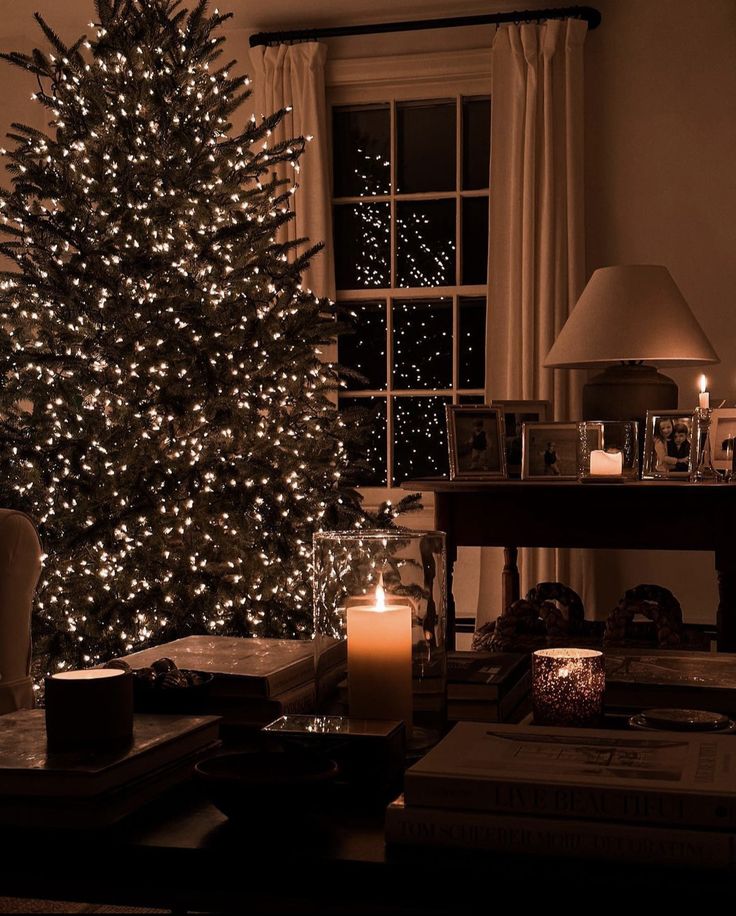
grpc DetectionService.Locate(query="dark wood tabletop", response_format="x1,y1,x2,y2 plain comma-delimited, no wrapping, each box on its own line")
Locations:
2,780,732,912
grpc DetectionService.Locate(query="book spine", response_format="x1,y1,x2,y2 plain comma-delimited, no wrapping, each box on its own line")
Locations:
385,803,736,869
214,681,318,725
402,773,736,830
604,684,736,717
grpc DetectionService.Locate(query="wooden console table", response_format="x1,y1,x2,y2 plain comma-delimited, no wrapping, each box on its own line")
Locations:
402,479,736,651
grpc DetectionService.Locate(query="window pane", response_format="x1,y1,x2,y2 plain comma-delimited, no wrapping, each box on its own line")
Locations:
458,296,486,389
334,203,390,289
396,200,455,288
393,298,452,390
333,104,390,198
339,396,387,486
461,197,488,285
462,97,491,191
459,394,485,404
338,300,387,391
393,396,451,484
397,99,455,194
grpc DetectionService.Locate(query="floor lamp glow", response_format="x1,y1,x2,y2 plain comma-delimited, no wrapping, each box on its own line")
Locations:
545,265,719,421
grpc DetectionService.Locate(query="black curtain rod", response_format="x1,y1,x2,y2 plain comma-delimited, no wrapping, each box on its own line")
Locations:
249,5,601,48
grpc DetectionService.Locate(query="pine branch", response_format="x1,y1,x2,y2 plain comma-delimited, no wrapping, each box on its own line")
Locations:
33,14,70,58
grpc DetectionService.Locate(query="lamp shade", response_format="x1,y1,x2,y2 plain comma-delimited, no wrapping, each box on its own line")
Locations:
544,265,719,369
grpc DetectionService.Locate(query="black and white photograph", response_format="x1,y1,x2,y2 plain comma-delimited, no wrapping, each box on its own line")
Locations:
491,400,551,478
711,408,736,471
522,422,600,480
643,411,696,479
445,405,506,479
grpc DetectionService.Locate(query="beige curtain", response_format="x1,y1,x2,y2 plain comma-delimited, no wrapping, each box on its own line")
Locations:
251,42,335,301
478,19,590,622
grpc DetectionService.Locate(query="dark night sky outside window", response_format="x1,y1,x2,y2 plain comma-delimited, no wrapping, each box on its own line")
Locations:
334,95,490,486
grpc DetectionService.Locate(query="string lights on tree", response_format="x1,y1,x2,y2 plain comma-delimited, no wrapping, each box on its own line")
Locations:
0,0,417,680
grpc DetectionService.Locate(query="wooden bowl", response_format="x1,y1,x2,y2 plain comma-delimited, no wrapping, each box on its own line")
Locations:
194,749,339,825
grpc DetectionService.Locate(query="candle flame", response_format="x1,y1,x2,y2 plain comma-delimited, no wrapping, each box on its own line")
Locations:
376,580,385,611
700,374,707,394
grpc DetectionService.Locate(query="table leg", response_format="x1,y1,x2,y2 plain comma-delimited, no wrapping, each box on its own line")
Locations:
503,546,520,612
716,549,736,652
434,492,457,650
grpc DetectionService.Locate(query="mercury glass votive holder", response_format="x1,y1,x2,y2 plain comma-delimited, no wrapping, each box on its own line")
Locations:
578,420,639,480
532,648,605,727
312,530,447,741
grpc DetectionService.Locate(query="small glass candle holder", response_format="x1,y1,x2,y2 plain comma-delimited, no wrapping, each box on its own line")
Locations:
313,530,447,742
532,648,605,727
694,407,720,482
578,420,639,481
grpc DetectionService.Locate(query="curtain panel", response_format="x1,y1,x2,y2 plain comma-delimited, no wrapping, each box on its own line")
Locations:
479,19,590,622
251,42,335,301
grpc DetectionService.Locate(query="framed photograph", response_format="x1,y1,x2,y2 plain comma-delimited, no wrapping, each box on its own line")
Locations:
445,405,506,480
521,421,601,480
710,408,736,471
642,410,697,479
491,400,551,478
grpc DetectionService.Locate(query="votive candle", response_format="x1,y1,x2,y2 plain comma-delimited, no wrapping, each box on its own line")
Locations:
590,449,623,476
532,648,605,727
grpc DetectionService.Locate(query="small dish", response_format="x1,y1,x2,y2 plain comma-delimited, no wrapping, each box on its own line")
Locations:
133,669,214,714
628,708,736,733
195,749,339,825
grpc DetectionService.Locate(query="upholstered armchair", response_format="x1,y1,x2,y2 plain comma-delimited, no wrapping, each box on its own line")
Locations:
0,510,42,714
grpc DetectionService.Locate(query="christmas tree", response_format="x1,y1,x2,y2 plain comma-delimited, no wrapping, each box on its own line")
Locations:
0,0,413,678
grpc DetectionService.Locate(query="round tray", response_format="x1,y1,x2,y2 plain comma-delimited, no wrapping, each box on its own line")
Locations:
628,708,736,733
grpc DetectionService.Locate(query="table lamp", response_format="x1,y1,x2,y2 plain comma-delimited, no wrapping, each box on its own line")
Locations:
544,265,719,421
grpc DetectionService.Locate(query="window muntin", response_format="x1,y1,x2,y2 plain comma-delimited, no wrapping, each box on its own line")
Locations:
333,93,490,487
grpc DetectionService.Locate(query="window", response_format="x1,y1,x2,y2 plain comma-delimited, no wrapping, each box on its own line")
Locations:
329,56,491,492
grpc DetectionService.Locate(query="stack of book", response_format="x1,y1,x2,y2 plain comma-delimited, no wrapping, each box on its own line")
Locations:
119,636,346,729
605,648,736,716
446,651,530,723
386,721,736,868
0,709,220,829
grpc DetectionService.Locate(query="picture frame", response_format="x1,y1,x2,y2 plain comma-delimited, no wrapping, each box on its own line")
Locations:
521,421,601,480
642,410,697,480
445,405,506,480
710,408,736,471
491,399,551,478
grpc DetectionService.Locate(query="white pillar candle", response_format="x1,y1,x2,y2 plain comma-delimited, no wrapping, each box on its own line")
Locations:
347,580,412,726
590,449,623,476
699,374,710,409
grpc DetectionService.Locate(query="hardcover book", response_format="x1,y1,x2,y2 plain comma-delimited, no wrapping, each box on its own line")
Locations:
385,795,736,870
446,651,529,701
403,720,736,829
447,671,531,723
119,636,345,698
0,709,220,798
604,649,736,715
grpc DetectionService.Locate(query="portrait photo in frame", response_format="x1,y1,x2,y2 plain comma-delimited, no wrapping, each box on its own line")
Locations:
445,405,506,479
491,399,551,478
710,408,736,471
521,421,601,480
642,410,697,479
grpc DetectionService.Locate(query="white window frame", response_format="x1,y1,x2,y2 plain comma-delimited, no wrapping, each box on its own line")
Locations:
327,49,492,529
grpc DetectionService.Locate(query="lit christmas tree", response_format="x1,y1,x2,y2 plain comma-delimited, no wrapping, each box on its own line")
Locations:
0,0,415,678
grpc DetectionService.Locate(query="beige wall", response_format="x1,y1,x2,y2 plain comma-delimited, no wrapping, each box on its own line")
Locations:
582,0,735,624
1,0,734,624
